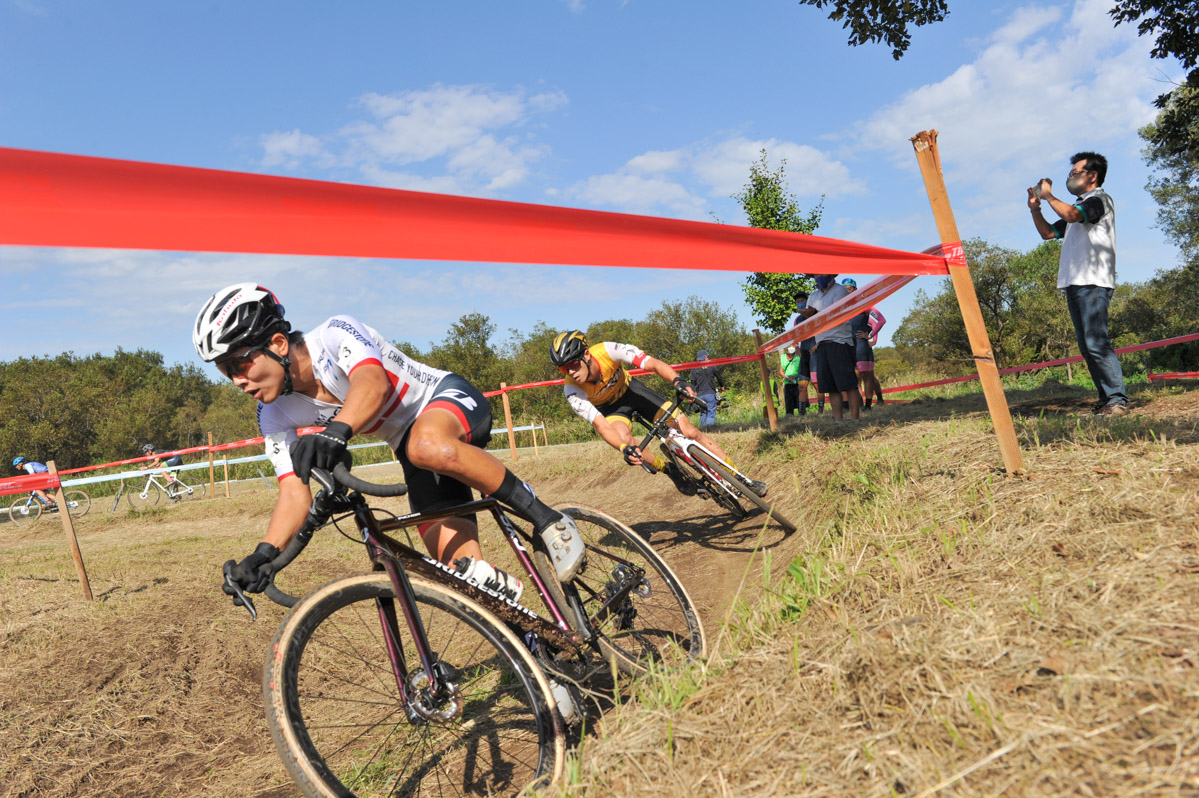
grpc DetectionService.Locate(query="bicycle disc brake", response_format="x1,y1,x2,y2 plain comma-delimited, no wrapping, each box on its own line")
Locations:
606,564,647,630
406,660,463,723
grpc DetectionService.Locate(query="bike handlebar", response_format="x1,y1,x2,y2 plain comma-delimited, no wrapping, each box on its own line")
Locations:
228,463,409,618
633,389,706,467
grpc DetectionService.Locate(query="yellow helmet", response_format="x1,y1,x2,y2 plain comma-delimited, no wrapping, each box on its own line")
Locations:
550,330,589,366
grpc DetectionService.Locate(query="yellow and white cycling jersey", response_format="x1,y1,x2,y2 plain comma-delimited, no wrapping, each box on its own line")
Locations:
562,342,648,424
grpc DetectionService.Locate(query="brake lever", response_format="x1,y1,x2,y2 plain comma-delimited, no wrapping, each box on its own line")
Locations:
222,560,258,622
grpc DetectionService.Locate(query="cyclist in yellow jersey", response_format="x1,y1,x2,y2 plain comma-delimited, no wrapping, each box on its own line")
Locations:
550,331,766,497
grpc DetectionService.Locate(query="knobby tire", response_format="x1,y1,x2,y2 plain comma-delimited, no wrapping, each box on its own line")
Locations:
690,450,796,532
264,572,564,798
538,505,706,677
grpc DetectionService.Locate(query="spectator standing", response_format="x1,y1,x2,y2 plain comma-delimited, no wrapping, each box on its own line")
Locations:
1029,152,1128,417
841,278,887,409
785,292,821,414
800,274,862,421
690,349,725,429
779,344,803,416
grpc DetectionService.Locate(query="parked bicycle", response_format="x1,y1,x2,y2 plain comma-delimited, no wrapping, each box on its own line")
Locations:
7,489,91,525
124,471,205,509
224,463,705,798
633,391,796,532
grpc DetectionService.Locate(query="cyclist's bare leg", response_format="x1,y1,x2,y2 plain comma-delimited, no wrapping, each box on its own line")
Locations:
419,517,482,564
671,414,729,462
34,489,55,506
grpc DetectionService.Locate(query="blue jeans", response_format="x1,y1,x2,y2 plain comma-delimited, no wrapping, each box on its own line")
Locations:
698,392,718,427
1065,285,1126,406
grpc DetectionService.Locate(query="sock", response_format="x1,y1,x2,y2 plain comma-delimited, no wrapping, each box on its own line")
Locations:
652,454,666,471
491,470,557,530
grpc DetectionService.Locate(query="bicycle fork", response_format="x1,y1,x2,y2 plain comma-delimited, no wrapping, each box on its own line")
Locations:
359,506,460,725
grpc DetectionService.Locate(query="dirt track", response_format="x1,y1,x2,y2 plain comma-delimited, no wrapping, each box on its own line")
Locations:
0,436,794,797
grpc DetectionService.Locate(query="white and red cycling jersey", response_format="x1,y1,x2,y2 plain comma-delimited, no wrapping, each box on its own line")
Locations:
259,315,450,480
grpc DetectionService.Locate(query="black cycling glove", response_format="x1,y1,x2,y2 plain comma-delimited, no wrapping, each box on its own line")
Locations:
672,376,693,396
622,444,642,466
222,541,281,599
289,421,353,484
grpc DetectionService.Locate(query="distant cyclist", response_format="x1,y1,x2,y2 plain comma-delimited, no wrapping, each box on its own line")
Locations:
140,443,185,485
12,456,57,508
195,283,583,607
550,330,765,497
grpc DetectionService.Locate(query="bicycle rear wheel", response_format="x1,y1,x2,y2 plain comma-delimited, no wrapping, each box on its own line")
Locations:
168,480,205,502
127,482,161,510
691,450,796,532
265,573,563,798
539,505,706,677
7,497,41,525
63,490,91,518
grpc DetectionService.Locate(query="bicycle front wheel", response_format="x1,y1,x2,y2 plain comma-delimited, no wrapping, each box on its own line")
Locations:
63,490,91,518
542,505,706,677
7,497,41,525
265,573,564,798
691,450,796,532
127,482,160,510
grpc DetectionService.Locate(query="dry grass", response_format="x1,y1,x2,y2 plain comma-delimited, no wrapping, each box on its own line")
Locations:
0,382,1195,796
552,382,1199,797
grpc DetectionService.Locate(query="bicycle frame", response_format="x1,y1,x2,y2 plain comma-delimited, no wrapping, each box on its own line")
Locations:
239,479,652,706
633,393,748,502
136,471,194,499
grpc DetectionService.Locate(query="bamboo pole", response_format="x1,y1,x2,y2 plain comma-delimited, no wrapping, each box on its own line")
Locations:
499,383,518,462
753,329,780,431
48,460,92,600
207,431,217,493
910,130,1025,475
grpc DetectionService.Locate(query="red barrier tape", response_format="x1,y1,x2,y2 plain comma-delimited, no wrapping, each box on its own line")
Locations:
1148,372,1199,382
0,147,950,277
0,473,60,494
881,332,1199,394
482,354,765,396
760,274,915,352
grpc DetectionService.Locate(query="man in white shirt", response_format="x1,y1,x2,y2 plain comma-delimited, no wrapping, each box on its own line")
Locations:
798,275,862,420
1029,151,1128,417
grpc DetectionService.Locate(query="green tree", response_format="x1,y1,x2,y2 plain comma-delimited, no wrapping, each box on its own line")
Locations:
796,0,948,60
1140,84,1199,263
893,238,1075,370
731,150,823,334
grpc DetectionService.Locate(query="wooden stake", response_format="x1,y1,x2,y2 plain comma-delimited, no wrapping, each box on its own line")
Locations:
49,460,92,600
208,432,217,497
223,456,230,498
911,130,1025,475
753,329,779,431
531,421,539,455
499,383,518,462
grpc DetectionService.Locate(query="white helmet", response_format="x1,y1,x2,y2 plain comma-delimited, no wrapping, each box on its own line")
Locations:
193,283,290,362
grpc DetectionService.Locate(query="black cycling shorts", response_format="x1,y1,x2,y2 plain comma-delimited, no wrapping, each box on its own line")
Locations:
595,378,678,429
396,374,493,521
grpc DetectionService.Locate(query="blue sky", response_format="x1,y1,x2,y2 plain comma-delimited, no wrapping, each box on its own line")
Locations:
0,0,1183,372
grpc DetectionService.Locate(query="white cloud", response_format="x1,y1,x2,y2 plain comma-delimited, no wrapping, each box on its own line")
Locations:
852,0,1161,183
566,135,864,219
259,84,568,196
260,129,328,169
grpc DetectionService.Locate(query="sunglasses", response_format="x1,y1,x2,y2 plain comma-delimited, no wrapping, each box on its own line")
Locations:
557,358,585,375
217,345,267,380
1068,167,1093,178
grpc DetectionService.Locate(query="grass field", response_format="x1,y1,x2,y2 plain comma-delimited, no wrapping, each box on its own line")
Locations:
1,379,1195,796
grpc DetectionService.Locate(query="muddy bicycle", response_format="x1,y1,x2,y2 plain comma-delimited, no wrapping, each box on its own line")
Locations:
224,463,705,797
633,391,796,532
7,488,91,525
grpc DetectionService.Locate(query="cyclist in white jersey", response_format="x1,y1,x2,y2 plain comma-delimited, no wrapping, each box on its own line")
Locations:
194,284,584,606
